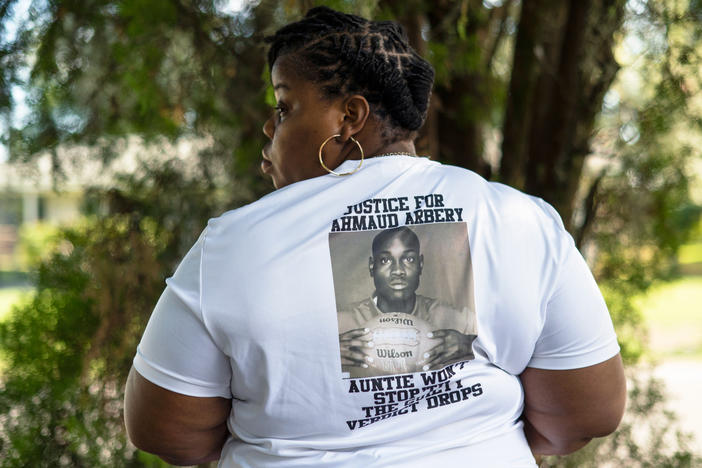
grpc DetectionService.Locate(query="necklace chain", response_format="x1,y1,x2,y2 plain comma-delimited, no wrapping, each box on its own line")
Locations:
373,152,415,158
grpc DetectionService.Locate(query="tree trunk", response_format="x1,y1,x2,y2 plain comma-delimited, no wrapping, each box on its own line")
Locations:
399,7,439,159
500,0,625,231
427,0,494,177
500,0,568,190
524,0,590,218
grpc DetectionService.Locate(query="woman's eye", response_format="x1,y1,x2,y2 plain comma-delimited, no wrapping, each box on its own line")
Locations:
380,257,391,264
274,104,287,120
404,256,415,263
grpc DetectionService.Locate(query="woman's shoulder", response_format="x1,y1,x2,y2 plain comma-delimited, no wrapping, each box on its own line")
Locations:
418,159,556,218
205,183,304,229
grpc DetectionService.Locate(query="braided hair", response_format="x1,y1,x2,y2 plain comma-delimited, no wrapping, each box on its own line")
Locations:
267,6,435,144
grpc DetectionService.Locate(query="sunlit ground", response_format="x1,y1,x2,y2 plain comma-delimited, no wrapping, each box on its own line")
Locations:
0,286,31,322
636,242,702,455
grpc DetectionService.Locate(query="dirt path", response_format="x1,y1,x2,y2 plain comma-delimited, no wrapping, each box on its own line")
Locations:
653,359,702,453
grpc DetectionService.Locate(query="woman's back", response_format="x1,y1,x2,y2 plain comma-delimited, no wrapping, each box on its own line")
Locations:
134,156,618,466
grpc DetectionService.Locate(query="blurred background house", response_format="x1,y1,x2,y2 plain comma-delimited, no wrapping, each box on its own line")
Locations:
0,137,204,274
0,157,82,272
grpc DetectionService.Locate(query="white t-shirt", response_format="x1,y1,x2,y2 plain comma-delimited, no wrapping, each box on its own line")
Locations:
133,156,619,467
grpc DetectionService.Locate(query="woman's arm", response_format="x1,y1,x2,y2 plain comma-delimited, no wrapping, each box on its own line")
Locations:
519,353,626,456
124,366,232,466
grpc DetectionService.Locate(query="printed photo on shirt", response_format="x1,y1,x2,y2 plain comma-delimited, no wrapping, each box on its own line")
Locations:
329,223,477,378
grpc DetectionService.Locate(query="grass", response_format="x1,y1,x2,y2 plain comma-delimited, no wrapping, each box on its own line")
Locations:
637,276,702,361
679,242,702,265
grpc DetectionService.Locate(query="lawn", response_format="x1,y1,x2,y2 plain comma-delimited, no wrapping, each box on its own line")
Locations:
637,276,702,360
679,242,702,265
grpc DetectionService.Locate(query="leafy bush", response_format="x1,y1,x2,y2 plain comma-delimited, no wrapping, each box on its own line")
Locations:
0,159,229,466
15,222,62,272
0,214,169,466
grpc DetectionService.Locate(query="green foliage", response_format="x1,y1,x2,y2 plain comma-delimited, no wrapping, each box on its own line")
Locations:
580,3,702,370
0,150,235,465
0,215,164,465
601,283,648,364
3,0,276,204
582,2,702,447
15,222,61,271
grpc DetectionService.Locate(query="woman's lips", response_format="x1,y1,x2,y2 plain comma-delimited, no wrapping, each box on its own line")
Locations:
261,150,273,173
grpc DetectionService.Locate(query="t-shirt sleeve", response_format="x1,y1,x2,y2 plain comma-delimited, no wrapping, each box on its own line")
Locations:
132,229,232,398
527,229,620,370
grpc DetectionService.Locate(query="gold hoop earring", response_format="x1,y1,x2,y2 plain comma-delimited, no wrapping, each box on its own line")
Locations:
318,134,364,176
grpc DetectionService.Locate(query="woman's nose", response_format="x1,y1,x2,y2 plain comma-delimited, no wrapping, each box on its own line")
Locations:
263,116,275,139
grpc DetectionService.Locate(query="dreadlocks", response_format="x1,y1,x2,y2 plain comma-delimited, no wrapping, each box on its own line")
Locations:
266,6,435,144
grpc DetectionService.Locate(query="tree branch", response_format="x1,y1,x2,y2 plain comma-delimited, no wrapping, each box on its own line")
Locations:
483,0,513,72
575,168,606,249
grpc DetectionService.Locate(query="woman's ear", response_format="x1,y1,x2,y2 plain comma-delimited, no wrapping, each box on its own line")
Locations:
338,94,370,141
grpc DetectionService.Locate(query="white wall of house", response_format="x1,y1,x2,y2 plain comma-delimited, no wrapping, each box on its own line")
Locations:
15,192,81,225
21,193,39,224
44,194,82,224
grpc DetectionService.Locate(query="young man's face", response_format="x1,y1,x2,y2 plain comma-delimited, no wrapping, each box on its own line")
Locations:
370,234,423,304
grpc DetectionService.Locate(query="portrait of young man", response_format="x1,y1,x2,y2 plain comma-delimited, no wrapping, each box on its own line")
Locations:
330,224,477,378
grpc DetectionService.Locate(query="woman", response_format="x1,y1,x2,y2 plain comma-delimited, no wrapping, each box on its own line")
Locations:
124,7,625,467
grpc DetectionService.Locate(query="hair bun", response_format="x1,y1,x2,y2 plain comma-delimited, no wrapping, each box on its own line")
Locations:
268,7,435,139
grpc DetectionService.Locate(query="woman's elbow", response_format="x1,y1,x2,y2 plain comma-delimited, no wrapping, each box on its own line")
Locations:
555,405,626,455
125,431,224,466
